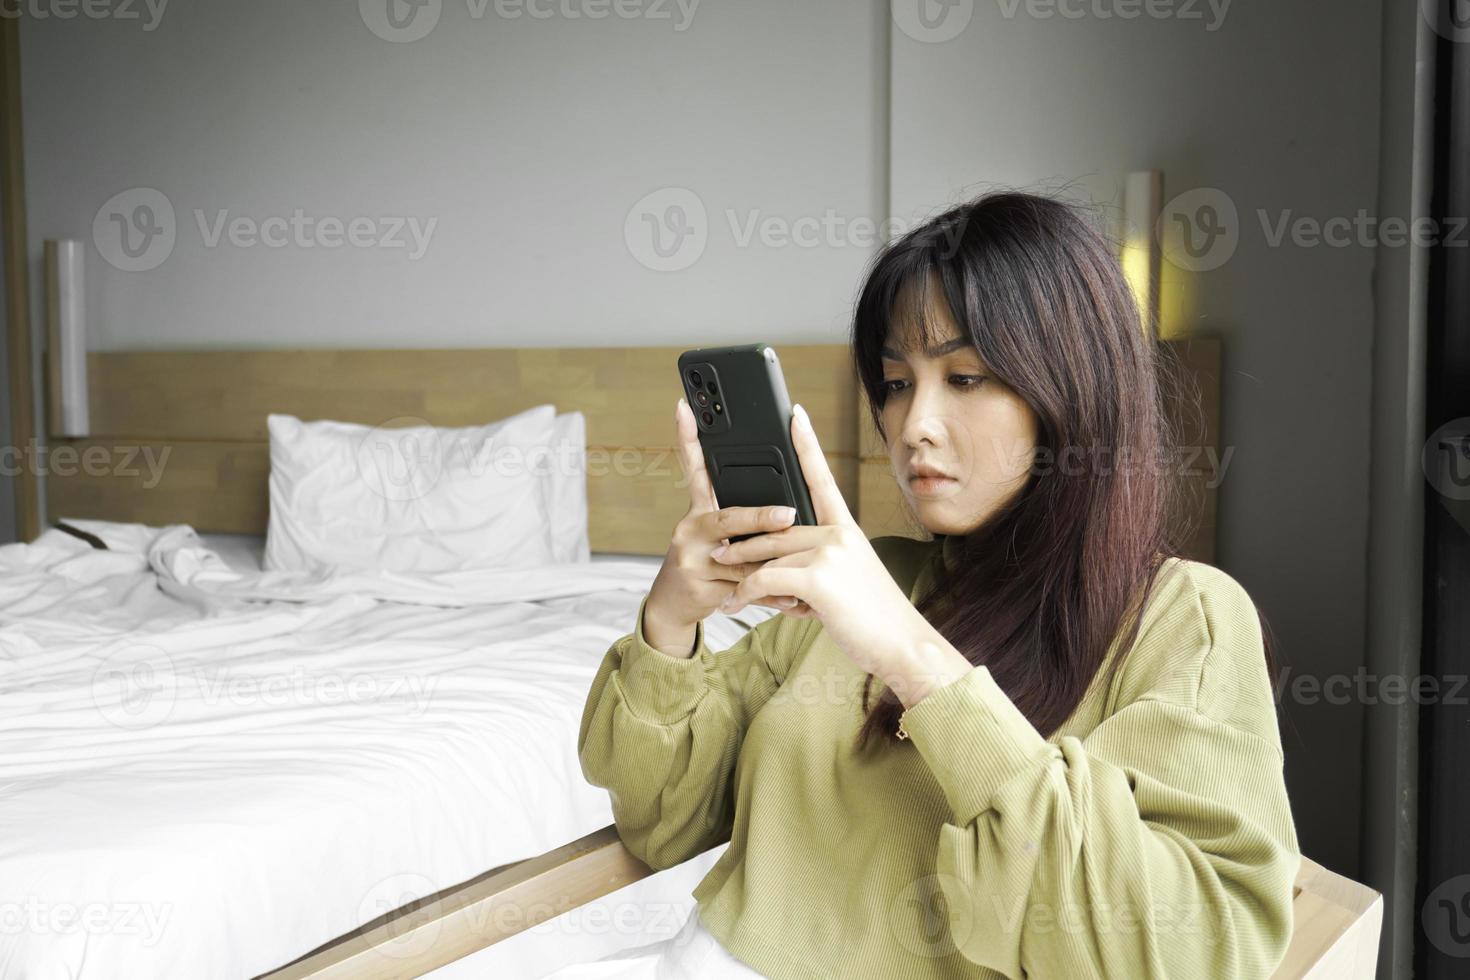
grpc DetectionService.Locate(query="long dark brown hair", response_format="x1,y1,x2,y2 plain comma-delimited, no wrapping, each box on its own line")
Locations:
852,191,1185,749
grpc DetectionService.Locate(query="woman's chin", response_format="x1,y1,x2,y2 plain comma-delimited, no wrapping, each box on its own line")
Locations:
907,496,976,537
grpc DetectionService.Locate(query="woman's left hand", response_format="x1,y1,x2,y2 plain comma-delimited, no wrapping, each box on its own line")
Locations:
711,403,928,679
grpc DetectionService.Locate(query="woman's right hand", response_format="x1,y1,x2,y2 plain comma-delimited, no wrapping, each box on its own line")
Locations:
641,398,801,658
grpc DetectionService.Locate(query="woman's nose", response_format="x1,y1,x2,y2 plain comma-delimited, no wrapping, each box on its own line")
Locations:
900,386,949,449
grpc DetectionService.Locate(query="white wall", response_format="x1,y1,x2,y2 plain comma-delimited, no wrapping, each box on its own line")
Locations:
19,0,1383,875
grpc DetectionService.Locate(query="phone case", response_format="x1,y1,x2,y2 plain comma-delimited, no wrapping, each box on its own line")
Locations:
677,344,817,542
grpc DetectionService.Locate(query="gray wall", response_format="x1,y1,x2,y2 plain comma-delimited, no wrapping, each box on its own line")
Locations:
888,0,1381,879
19,0,1385,876
21,0,885,349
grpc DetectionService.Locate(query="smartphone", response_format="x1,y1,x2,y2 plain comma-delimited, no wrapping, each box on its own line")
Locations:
677,344,818,543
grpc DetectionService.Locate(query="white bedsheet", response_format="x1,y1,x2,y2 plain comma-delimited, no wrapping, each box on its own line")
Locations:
0,522,770,979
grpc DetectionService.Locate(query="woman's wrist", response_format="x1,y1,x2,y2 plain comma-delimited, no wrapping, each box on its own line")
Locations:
878,613,974,709
641,603,699,659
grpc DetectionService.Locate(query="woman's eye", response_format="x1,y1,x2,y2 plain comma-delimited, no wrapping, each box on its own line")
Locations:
949,374,986,388
881,379,908,395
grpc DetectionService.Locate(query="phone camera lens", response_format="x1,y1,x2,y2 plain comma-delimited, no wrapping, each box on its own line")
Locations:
689,370,703,387
705,380,718,394
700,410,714,426
694,389,709,407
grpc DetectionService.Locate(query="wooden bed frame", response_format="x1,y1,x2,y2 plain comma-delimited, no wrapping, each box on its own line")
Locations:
260,826,1383,980
33,341,1377,979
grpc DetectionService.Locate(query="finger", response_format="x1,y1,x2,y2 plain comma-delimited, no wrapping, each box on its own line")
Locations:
710,525,824,565
790,403,856,527
722,566,807,615
699,504,797,543
705,559,767,584
675,397,718,513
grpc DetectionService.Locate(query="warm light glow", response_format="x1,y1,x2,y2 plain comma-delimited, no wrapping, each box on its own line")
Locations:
1121,238,1152,325
1121,170,1162,338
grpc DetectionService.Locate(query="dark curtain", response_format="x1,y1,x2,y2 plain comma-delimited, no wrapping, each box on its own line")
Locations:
1416,3,1470,977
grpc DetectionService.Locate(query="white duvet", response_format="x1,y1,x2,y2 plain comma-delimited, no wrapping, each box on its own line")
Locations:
0,522,767,979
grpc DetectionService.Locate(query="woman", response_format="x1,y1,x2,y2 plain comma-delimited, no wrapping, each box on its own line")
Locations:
554,191,1299,979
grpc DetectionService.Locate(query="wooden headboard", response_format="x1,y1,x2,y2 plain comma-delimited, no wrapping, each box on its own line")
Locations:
43,339,1219,560
42,345,859,555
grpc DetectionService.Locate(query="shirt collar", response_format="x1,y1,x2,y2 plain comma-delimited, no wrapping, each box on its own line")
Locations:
908,533,963,603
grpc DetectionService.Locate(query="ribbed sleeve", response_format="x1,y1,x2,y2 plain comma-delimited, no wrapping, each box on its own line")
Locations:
899,561,1299,979
577,595,819,871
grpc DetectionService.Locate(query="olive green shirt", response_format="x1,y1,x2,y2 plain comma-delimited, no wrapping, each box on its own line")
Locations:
577,534,1299,979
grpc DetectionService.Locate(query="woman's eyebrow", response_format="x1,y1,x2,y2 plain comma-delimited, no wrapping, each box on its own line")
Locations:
880,337,971,360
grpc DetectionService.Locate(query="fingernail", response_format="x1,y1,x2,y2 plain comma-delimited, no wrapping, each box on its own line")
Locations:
710,544,728,559
775,506,796,523
676,397,686,418
793,403,811,431
774,596,796,607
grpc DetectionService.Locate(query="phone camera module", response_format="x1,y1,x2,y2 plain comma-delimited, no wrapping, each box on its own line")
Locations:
694,389,709,407
688,369,703,388
700,409,714,426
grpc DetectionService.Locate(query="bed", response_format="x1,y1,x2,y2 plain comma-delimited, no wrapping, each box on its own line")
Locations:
6,344,860,979
9,339,1373,980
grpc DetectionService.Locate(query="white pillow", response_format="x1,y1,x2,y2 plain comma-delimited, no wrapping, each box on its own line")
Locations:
547,411,590,563
265,405,558,574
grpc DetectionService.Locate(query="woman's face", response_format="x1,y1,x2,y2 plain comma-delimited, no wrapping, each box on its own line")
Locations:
879,280,1040,536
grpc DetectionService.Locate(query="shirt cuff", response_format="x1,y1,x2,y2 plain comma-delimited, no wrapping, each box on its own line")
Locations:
616,594,712,725
899,665,1055,825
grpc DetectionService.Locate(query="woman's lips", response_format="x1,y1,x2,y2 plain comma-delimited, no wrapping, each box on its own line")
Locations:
908,473,958,497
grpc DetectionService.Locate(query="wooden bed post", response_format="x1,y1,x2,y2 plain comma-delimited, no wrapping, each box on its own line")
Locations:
0,16,38,542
